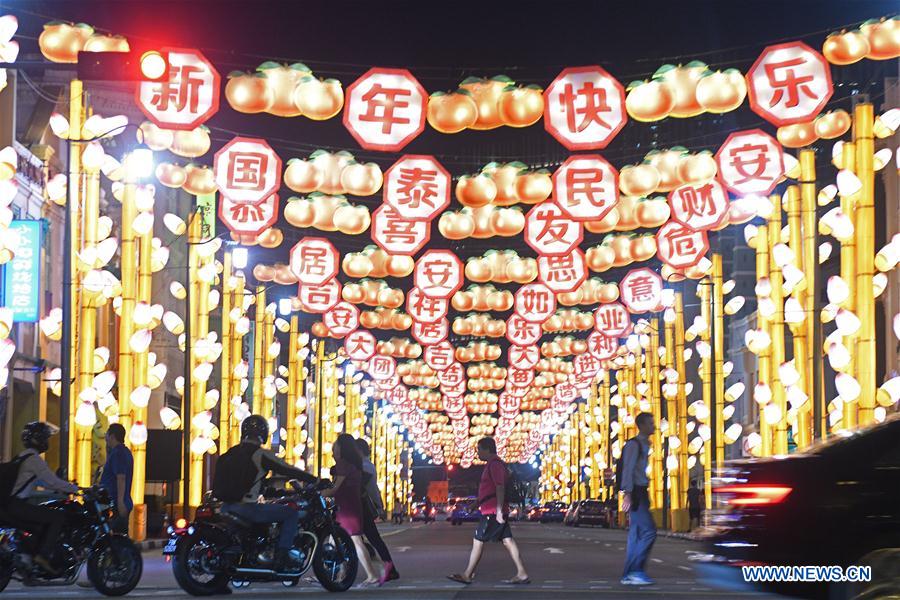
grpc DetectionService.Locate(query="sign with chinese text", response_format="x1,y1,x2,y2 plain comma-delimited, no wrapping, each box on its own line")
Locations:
747,41,833,127
323,301,359,337
553,155,618,221
136,48,220,130
196,193,216,241
345,329,376,361
371,204,430,255
538,249,587,293
414,250,463,299
594,301,630,337
384,155,451,221
668,179,730,231
214,137,282,205
290,237,339,285
2,220,41,322
544,66,627,150
411,318,449,346
656,221,709,269
716,129,784,196
514,283,557,324
218,193,279,237
619,268,663,313
298,279,341,313
506,314,542,346
525,201,583,256
406,287,448,324
343,68,427,151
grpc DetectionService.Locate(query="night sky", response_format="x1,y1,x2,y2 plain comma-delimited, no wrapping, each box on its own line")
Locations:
4,0,896,494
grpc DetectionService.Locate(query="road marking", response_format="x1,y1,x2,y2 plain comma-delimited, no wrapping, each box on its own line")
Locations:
589,579,608,583
395,545,412,552
604,543,611,547
651,557,664,563
546,579,563,583
678,565,693,571
590,585,612,589
543,547,565,554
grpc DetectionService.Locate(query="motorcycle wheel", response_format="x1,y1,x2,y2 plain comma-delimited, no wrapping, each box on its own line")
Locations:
172,532,230,596
86,534,143,596
0,557,11,593
312,526,358,593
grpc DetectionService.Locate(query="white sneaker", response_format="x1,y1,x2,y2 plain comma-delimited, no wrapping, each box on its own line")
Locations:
620,574,637,585
629,572,655,586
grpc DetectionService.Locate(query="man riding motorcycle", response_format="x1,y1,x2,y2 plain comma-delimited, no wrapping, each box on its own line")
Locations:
212,415,317,572
5,422,79,573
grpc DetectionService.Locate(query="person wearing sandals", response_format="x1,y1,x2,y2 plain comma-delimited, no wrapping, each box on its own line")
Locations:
447,437,530,586
320,433,380,586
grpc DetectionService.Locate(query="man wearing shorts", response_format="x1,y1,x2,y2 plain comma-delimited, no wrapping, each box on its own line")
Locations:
447,437,530,585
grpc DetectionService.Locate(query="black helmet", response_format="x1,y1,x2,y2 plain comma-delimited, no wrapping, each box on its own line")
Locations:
22,421,58,453
241,415,269,444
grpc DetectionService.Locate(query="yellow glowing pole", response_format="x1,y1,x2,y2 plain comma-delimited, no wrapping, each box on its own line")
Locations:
188,215,211,508
785,186,811,448
252,286,266,411
313,341,326,476
712,257,725,467
229,275,247,446
839,142,857,431
74,161,100,487
131,180,153,540
673,293,689,507
768,199,788,456
116,163,138,489
261,304,275,421
699,280,713,507
648,319,663,509
663,311,680,512
65,79,84,480
588,382,600,498
598,371,610,500
218,251,232,451
755,223,773,456
285,315,299,466
799,150,823,437
853,102,875,427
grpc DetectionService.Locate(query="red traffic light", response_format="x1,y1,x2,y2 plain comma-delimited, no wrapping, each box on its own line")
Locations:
140,50,167,80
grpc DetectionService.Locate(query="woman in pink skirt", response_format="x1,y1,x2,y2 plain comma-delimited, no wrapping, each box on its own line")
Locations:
321,433,379,585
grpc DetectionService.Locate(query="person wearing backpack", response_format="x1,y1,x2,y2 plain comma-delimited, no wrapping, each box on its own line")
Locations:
212,415,317,573
447,437,530,585
2,422,79,574
619,412,657,587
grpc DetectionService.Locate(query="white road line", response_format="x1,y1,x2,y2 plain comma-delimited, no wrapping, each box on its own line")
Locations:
678,565,693,571
590,585,612,589
651,557,664,563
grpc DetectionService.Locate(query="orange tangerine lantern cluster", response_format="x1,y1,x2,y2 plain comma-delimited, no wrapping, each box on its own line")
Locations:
464,250,537,284
284,150,382,196
451,285,514,312
427,76,544,133
139,122,211,158
342,280,404,308
226,62,344,120
455,341,502,363
452,313,506,337
822,18,900,65
359,308,412,331
626,61,746,122
342,246,415,278
284,194,370,235
39,21,128,63
438,204,525,240
376,337,421,359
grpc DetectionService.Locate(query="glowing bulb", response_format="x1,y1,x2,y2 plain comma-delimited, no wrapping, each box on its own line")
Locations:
819,242,833,264
754,382,772,405
836,169,862,197
130,385,151,408
755,277,772,298
763,403,782,426
826,276,849,305
725,382,745,402
129,421,148,446
834,309,861,336
835,372,861,401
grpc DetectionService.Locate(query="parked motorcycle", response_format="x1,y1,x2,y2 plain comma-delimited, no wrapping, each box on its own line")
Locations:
166,478,358,594
0,486,142,596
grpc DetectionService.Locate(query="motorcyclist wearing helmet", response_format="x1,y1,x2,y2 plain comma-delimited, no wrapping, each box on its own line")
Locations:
213,415,317,572
6,422,78,573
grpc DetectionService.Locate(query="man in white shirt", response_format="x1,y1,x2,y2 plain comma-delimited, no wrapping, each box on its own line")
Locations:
5,422,79,573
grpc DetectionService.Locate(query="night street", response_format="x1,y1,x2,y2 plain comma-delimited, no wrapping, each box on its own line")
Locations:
2,521,781,598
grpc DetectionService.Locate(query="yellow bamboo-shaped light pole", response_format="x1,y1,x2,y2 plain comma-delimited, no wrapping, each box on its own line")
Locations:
785,185,811,448
768,198,788,455
218,251,233,451
663,309,680,512
798,150,823,436
673,293,689,513
588,382,600,498
698,279,713,506
754,223,773,456
712,256,726,467
74,154,100,487
599,371,610,500
252,286,266,410
853,102,876,427
228,276,248,446
261,302,276,423
187,214,212,508
647,319,664,510
285,315,300,465
839,141,858,431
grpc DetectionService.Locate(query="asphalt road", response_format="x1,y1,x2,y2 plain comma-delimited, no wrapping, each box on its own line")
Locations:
1,521,784,599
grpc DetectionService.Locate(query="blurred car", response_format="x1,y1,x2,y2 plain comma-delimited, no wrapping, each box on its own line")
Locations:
410,502,437,522
527,505,545,521
539,501,567,523
567,499,611,527
695,415,900,599
449,498,481,525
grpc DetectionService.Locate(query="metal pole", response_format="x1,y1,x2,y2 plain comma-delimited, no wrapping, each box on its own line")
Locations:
182,211,194,519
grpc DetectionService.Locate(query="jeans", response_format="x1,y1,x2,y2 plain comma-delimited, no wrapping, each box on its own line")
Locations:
361,503,392,563
623,487,656,577
223,502,300,550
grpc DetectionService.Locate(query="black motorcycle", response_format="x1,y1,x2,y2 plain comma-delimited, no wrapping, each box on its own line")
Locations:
166,478,358,595
0,486,143,596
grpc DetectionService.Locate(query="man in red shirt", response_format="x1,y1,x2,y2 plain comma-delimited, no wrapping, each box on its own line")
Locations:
447,437,530,585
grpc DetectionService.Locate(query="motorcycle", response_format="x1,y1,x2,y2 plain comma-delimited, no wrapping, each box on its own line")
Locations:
166,478,358,595
0,486,143,596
